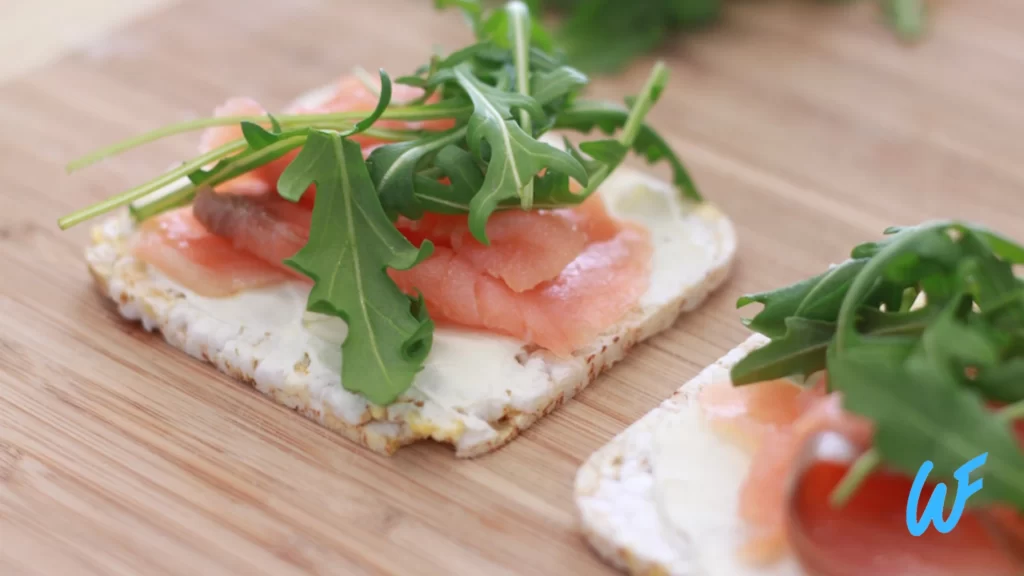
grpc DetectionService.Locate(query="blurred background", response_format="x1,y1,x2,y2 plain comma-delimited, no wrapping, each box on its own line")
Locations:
1,0,171,81
1,0,926,80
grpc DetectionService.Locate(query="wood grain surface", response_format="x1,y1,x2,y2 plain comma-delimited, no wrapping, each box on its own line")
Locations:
1,0,1022,574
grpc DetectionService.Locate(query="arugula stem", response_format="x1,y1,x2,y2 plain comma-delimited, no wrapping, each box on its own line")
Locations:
66,102,471,173
507,0,534,209
360,127,425,141
130,184,197,222
581,61,668,196
57,139,247,229
620,64,666,144
829,448,881,507
133,134,307,222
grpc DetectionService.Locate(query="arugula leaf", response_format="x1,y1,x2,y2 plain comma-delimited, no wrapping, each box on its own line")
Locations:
530,65,588,107
975,227,1024,264
738,259,868,339
279,131,435,405
578,139,628,166
829,339,1024,509
240,121,281,149
410,145,483,214
367,127,468,219
973,360,1024,403
731,318,835,385
447,62,588,242
553,99,701,201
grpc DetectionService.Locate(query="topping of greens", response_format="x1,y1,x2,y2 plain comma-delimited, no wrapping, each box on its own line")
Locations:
732,222,1024,511
58,1,701,405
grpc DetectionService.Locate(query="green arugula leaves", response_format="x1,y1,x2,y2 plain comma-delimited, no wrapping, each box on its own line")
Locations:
553,99,701,201
280,131,435,405
733,222,1024,511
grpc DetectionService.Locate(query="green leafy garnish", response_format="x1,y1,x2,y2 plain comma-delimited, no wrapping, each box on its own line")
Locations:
280,131,435,405
58,2,702,404
732,221,1024,511
553,99,701,201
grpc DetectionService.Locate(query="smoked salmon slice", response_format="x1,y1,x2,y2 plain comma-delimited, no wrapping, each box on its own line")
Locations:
197,97,297,197
182,189,651,357
390,222,651,357
130,207,294,297
191,188,310,273
396,209,590,292
699,377,873,564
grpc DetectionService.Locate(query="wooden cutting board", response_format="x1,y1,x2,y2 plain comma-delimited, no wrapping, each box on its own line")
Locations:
2,0,1022,574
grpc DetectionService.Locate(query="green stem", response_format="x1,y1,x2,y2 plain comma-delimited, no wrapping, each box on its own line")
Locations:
130,184,197,222
129,134,308,223
507,0,534,209
581,61,668,196
360,127,426,142
829,448,881,507
57,139,247,229
66,101,471,172
203,135,307,187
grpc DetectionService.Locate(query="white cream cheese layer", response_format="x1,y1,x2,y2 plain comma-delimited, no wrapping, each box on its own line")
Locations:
650,402,801,576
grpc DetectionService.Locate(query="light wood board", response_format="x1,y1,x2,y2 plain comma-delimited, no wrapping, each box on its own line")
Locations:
1,0,1023,574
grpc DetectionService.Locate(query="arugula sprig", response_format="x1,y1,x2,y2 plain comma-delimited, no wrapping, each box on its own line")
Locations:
58,1,703,404
731,222,1024,511
281,131,436,404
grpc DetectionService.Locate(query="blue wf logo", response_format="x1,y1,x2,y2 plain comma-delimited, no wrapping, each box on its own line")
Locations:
905,452,988,536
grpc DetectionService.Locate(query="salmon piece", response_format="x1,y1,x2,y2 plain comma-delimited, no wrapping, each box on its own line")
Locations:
131,207,294,297
790,460,1024,576
700,378,806,452
699,377,873,564
391,222,651,357
197,98,295,196
397,202,600,292
191,188,310,273
551,194,622,243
